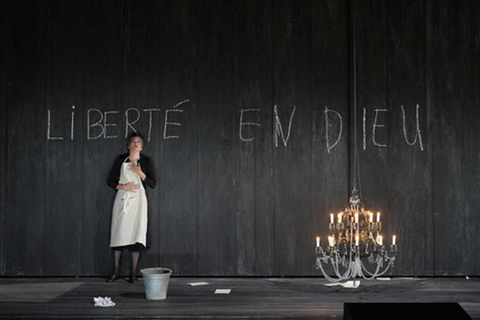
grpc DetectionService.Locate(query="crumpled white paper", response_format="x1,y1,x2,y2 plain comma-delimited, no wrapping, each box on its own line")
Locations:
93,296,115,307
324,280,361,288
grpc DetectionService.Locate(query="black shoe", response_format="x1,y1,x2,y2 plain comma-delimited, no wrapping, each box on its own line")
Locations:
128,274,138,283
106,274,119,282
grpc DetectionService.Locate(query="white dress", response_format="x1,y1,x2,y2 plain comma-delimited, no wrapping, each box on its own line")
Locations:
110,157,148,248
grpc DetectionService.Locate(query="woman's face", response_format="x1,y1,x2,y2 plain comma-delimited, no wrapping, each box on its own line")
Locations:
128,137,143,153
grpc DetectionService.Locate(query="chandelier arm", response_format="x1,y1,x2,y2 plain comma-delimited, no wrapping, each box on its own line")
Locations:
339,262,353,280
359,255,380,277
316,257,344,283
342,253,358,280
370,258,396,278
337,252,353,280
359,258,383,280
316,251,362,282
332,255,349,279
360,254,396,279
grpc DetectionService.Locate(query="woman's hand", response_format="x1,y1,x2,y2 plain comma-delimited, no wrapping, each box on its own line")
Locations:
119,182,139,192
129,162,146,181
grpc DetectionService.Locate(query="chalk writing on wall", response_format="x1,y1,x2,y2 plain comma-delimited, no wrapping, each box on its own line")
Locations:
46,101,425,152
324,106,343,154
47,100,190,142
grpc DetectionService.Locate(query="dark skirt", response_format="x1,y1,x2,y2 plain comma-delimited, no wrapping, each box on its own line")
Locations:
111,242,146,252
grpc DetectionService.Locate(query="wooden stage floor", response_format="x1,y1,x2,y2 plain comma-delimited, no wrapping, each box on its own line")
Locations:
0,277,478,319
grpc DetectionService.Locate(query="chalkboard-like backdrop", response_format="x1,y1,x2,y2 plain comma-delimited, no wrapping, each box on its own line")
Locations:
1,0,479,277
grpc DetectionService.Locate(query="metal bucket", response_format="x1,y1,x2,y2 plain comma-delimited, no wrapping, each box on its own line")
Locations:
140,267,173,300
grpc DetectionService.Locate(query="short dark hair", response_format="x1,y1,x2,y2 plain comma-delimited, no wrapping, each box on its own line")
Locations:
126,131,145,149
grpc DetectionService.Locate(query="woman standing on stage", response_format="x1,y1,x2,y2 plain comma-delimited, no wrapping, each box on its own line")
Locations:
106,132,156,283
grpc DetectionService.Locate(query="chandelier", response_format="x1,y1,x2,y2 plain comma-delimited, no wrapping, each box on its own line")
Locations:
314,185,397,282
314,0,397,282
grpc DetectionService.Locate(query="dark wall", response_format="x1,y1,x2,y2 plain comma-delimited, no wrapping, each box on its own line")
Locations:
1,0,479,277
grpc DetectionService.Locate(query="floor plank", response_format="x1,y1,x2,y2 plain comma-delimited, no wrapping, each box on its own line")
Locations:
0,277,478,319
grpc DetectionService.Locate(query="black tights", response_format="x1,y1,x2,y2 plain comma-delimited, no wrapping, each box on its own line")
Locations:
111,244,143,277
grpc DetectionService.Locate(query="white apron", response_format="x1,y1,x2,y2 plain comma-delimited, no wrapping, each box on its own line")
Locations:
110,157,148,247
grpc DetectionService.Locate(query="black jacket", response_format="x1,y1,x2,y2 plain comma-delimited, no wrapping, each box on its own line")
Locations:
107,153,156,190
